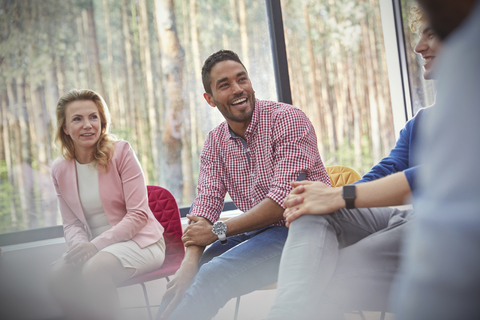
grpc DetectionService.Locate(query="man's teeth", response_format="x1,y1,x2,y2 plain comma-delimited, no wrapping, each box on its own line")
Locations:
232,98,247,105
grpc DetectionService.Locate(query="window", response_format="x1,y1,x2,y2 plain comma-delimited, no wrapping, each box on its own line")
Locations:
0,0,277,234
280,0,397,175
1,0,412,239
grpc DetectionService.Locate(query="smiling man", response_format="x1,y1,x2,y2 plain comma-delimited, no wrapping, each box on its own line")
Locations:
411,6,442,80
414,26,440,80
155,50,330,320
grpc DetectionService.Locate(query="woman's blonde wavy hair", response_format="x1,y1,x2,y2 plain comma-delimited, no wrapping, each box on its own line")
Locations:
55,89,118,171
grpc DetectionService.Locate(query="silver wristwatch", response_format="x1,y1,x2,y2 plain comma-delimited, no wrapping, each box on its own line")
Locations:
212,221,228,244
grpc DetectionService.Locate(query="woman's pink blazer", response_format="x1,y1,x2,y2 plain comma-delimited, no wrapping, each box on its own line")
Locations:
51,140,164,251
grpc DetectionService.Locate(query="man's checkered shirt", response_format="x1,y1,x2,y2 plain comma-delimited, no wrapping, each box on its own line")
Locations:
190,99,331,226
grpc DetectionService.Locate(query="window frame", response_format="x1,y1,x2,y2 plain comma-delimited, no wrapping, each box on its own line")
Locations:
379,0,414,139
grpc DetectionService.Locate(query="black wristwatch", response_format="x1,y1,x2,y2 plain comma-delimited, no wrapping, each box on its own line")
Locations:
212,221,228,244
342,185,356,209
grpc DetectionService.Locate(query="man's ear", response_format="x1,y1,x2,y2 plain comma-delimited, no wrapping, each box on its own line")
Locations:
203,93,216,108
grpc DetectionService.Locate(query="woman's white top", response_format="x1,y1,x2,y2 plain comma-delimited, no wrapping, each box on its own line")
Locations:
75,161,111,238
74,160,166,276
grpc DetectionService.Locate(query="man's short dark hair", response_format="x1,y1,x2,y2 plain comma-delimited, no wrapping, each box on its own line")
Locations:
201,50,246,94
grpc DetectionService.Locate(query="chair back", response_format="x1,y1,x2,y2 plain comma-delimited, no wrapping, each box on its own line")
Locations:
147,185,185,266
325,166,361,187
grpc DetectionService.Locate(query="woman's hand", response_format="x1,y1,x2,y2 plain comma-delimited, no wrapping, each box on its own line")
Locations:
283,181,344,226
64,242,99,266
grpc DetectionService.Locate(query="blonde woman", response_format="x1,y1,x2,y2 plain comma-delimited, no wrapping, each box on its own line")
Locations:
49,89,165,320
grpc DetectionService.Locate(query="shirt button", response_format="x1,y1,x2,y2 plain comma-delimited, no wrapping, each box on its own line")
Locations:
246,148,250,152
251,173,255,177
252,198,255,202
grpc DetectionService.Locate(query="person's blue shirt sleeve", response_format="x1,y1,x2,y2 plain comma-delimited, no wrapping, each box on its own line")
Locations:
354,114,419,191
404,166,418,191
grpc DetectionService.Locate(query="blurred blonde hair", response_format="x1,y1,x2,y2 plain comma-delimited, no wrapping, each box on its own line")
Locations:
55,89,118,171
409,6,427,34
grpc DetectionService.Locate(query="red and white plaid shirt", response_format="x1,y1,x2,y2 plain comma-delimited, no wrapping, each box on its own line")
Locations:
191,99,331,226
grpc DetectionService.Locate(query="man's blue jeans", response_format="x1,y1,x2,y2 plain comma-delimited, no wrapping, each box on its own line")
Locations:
156,225,288,320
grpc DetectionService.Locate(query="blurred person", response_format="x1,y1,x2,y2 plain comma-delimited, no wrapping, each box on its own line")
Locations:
49,89,166,320
394,1,480,319
155,49,330,320
266,7,442,320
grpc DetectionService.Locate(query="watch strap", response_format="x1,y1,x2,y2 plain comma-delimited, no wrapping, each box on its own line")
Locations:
342,185,356,209
218,234,227,244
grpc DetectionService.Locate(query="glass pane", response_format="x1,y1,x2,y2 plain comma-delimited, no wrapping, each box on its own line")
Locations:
0,0,276,233
400,0,436,115
280,0,396,175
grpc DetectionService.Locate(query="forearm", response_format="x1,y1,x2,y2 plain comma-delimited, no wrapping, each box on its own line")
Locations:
158,244,205,319
183,198,284,247
63,220,90,246
284,172,412,224
353,172,412,208
225,198,284,236
328,172,411,208
180,245,206,269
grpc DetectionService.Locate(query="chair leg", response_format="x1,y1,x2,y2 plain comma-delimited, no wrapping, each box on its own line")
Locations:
234,296,241,320
380,311,386,320
140,282,153,320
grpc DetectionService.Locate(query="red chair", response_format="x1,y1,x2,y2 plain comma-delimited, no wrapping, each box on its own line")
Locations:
118,185,185,320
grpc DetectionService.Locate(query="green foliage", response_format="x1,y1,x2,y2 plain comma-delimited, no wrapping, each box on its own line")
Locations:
323,134,374,177
0,161,22,233
0,0,78,86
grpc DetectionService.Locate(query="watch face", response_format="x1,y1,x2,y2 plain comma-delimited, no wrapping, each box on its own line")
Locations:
212,221,227,235
343,185,356,199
